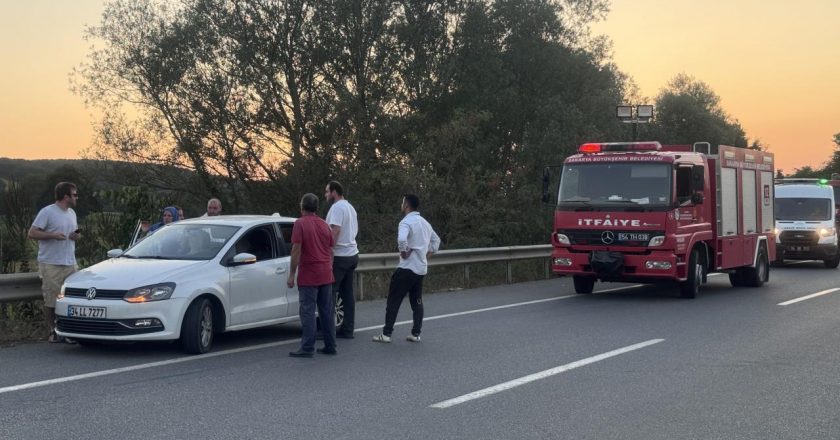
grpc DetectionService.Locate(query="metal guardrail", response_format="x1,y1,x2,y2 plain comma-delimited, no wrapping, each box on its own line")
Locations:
0,245,553,304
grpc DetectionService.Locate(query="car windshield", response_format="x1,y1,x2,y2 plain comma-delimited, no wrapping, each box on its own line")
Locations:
558,162,672,209
124,224,240,260
775,197,832,221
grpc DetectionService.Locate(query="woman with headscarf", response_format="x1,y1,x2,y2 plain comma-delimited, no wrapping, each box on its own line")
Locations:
148,206,180,234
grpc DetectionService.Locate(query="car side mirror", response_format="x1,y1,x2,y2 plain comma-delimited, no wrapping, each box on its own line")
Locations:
230,252,257,266
690,192,704,205
107,249,124,258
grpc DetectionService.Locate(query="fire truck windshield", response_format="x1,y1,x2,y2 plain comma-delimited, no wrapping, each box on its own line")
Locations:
557,162,672,210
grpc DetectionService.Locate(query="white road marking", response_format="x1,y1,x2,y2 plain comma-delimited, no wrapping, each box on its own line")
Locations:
778,288,840,306
430,338,665,409
0,284,645,395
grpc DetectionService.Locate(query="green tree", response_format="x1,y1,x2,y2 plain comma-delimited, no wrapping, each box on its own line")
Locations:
651,74,747,148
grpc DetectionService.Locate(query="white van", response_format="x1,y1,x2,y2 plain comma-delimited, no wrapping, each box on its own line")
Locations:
774,180,839,268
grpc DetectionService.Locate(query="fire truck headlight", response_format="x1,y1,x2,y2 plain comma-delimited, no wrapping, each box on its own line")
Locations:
648,236,665,247
820,228,835,237
555,233,570,245
553,258,573,266
645,261,672,270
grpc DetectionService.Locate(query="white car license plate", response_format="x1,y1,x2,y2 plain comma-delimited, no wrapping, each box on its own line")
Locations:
68,305,106,319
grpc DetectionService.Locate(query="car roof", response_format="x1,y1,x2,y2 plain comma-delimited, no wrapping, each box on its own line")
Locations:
176,214,298,227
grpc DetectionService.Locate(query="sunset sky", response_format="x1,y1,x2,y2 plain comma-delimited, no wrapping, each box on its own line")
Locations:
1,0,838,173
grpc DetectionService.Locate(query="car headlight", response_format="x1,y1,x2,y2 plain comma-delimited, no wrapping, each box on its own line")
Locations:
820,228,836,237
648,236,665,247
57,286,65,300
774,228,780,235
124,283,176,303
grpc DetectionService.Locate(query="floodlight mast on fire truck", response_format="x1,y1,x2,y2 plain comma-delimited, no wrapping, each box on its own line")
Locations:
543,140,775,298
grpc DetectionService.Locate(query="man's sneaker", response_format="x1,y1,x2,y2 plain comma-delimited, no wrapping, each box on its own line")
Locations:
406,335,421,342
372,334,391,343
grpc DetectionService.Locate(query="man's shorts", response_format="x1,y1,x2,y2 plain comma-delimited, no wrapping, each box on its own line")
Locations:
39,263,76,308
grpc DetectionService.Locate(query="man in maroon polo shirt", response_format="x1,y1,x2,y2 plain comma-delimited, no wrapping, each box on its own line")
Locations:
287,193,337,357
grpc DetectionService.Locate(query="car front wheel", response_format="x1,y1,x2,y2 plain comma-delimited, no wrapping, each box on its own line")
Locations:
182,298,214,354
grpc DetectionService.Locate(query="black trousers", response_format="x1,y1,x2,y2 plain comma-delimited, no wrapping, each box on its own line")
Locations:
333,254,359,333
382,268,425,337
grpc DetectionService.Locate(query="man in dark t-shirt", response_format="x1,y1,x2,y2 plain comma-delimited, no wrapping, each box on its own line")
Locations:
288,193,337,357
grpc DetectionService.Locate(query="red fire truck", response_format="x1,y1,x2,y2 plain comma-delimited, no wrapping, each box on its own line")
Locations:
542,141,775,298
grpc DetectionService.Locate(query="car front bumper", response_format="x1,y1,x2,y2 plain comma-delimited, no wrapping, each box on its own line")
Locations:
55,298,187,341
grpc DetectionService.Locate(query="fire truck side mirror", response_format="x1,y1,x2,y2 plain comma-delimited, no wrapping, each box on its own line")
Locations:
541,169,551,203
690,192,704,205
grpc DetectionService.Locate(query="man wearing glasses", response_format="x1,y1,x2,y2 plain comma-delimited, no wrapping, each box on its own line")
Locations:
28,181,81,343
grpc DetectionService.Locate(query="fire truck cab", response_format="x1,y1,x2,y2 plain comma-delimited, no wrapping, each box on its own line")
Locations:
544,141,775,298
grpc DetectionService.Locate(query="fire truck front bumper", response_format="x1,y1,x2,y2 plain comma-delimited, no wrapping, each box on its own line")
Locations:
551,248,679,280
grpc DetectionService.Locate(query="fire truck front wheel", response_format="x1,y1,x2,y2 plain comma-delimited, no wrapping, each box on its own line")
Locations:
572,276,596,294
679,249,703,299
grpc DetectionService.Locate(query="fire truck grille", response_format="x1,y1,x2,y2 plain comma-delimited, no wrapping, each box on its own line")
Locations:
560,230,663,247
779,230,819,246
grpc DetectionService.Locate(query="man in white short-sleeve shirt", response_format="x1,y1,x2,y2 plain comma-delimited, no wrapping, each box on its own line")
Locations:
324,180,359,338
28,181,81,343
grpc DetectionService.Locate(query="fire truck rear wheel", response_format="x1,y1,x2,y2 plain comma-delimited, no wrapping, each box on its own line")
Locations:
679,249,702,299
573,276,595,294
743,246,769,287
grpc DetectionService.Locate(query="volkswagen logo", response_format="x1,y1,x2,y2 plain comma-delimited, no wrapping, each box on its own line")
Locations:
85,287,97,300
601,231,615,245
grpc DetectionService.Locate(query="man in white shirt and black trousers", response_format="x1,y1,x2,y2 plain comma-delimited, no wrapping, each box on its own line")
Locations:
373,194,441,343
324,180,359,338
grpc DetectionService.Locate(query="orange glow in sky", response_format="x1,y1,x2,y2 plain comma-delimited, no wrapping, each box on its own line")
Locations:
1,0,838,173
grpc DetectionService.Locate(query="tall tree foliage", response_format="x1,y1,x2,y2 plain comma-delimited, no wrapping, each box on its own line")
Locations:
648,73,747,148
74,0,644,248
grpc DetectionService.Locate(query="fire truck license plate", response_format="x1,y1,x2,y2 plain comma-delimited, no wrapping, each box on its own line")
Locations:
618,233,649,241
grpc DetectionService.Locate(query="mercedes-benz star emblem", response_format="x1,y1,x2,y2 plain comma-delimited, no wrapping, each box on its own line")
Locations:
601,231,615,245
86,287,97,300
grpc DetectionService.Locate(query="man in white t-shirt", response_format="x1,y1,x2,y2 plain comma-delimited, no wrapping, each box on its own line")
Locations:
324,181,359,338
28,181,81,343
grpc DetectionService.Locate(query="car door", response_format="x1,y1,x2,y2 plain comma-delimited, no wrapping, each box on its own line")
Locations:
275,221,297,316
227,224,288,325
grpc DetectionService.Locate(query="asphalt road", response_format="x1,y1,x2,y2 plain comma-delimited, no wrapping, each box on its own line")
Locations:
2,261,840,440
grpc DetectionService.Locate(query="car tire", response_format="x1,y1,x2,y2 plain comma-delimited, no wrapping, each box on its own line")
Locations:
679,249,702,299
573,276,595,294
181,298,214,354
743,246,769,287
824,254,840,269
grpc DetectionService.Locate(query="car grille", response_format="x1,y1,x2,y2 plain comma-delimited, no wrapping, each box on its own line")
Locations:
560,230,663,247
64,287,127,300
779,230,819,246
57,317,164,336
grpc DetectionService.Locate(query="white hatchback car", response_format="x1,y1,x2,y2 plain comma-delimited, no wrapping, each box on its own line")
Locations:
55,215,316,354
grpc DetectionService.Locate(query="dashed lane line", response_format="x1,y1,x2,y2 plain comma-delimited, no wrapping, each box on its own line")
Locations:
778,288,840,306
430,338,665,409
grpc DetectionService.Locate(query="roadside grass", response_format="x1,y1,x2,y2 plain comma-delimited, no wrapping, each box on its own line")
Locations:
0,300,48,346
